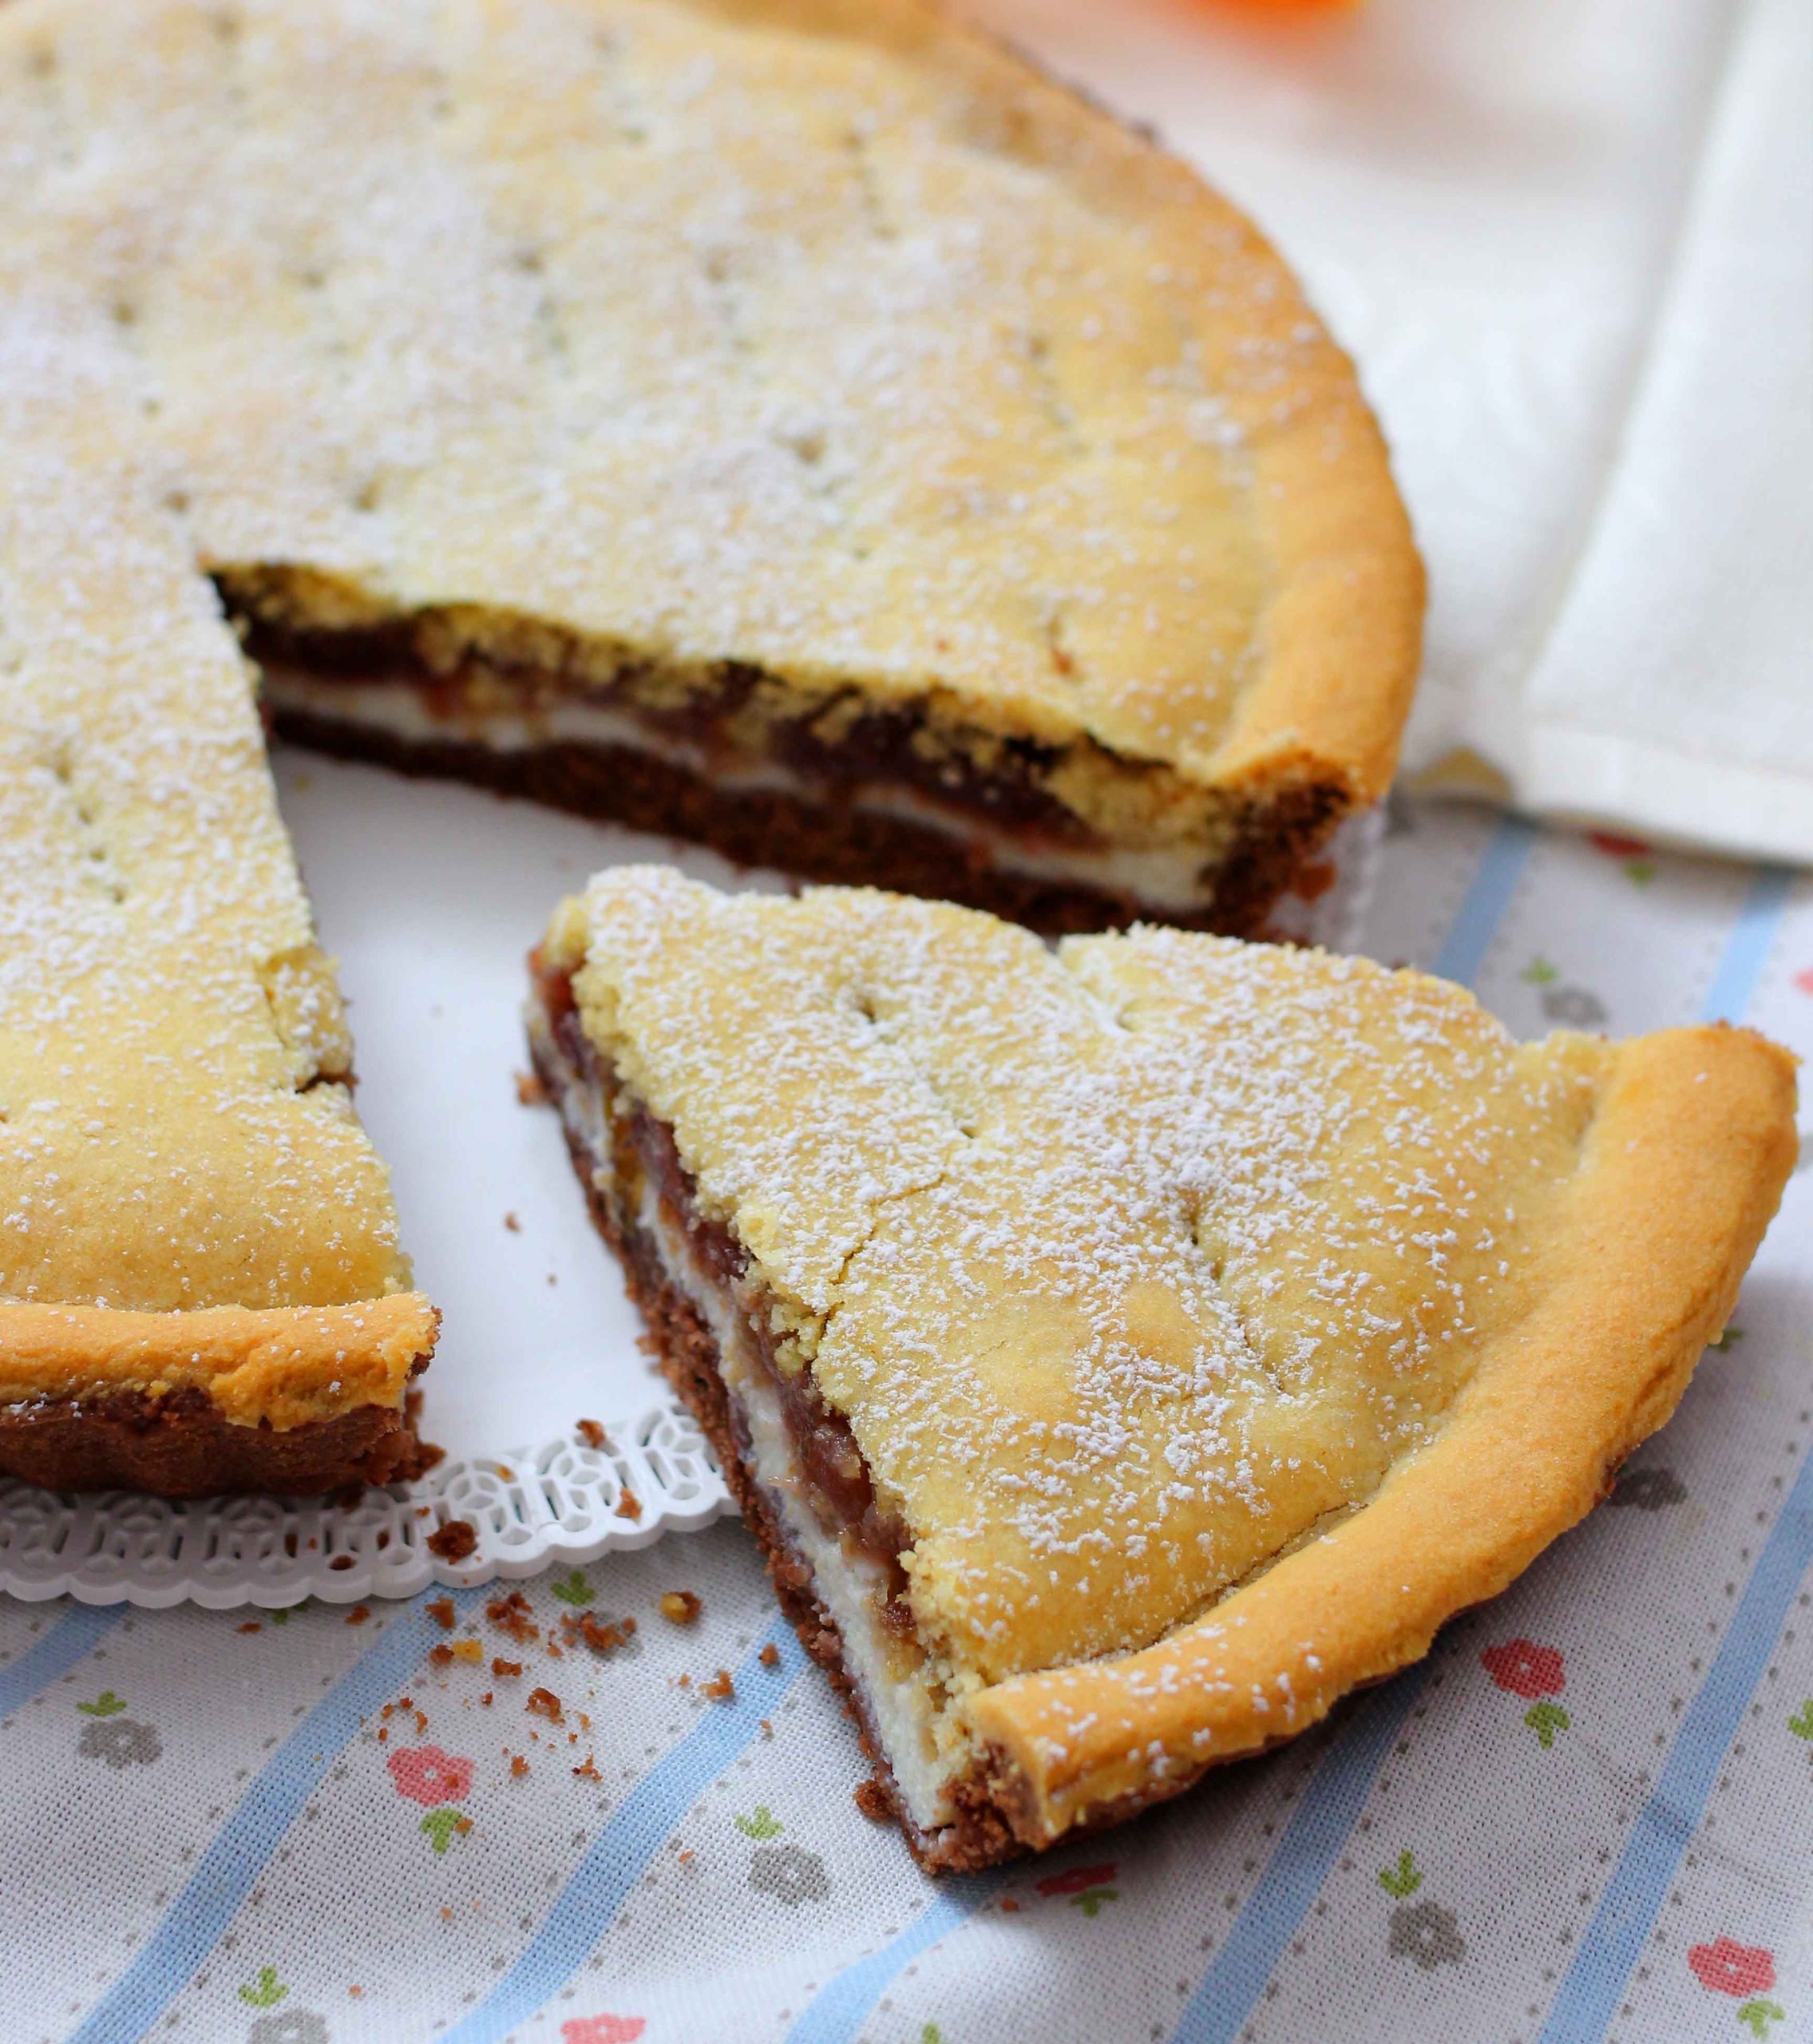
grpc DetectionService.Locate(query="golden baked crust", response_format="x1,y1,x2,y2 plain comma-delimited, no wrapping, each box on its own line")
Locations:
965,1026,1796,1839
544,869,1796,1856
0,1297,437,1432
2,0,1419,917
0,280,433,1458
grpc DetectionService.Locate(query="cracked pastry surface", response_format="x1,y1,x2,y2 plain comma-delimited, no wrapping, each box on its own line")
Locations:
532,868,1795,1865
1,0,1420,935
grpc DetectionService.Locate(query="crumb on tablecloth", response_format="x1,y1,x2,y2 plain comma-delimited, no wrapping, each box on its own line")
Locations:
485,1591,538,1643
560,1610,636,1656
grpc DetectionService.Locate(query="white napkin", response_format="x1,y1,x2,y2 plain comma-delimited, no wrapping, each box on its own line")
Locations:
972,0,1813,863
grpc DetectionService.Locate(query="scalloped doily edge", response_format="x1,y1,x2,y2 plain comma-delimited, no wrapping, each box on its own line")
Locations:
0,1404,734,1609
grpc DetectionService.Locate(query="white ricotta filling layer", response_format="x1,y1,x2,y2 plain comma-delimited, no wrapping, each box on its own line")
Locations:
651,1211,963,1834
266,668,1217,913
525,996,964,1836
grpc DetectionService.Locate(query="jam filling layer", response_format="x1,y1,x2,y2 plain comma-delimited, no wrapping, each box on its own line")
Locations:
249,615,1117,849
538,957,917,1624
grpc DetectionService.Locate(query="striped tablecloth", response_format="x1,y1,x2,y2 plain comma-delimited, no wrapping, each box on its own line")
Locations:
5,801,1810,2044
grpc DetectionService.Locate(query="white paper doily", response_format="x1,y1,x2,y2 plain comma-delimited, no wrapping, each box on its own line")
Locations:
0,763,1379,1609
0,1405,729,1609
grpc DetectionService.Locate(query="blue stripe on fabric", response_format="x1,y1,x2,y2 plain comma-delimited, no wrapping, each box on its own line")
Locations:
69,1590,480,2044
1429,814,1538,986
441,1622,802,2044
1539,1441,1813,2042
784,1871,1006,2044
1534,862,1799,2042
1173,1671,1427,2044
0,1602,124,1717
1700,866,1795,1024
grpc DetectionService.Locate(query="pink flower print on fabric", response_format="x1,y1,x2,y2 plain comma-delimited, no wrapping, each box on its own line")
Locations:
386,1745,474,1806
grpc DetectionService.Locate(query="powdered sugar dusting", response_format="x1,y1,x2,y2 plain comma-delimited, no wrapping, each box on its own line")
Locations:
0,0,1362,779
571,867,1608,1684
1,0,1379,1373
0,302,410,1319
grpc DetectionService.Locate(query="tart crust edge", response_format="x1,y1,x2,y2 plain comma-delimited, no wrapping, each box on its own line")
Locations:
966,1023,1798,1845
0,1293,438,1495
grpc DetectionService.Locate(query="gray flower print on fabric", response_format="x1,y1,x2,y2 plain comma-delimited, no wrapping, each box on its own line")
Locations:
248,2013,330,2044
1541,984,1607,1028
747,1842,830,1906
1610,1466,1687,1511
78,1717,162,1768
1388,1899,1466,1970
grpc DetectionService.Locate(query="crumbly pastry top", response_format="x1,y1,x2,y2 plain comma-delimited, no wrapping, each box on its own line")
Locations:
552,868,1620,1679
0,308,421,1398
0,0,1418,810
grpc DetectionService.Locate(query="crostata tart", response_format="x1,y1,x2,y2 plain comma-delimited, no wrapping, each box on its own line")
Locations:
1,0,1419,1495
4,0,1420,942
528,869,1796,1868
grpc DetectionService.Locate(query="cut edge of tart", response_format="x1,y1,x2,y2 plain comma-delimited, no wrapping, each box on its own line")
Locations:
255,638,1369,941
527,866,1796,1868
526,944,1018,1864
0,1298,441,1498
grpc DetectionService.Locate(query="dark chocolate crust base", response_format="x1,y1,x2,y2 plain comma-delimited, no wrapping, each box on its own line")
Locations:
0,1385,429,1498
528,1027,1025,1875
275,707,1342,941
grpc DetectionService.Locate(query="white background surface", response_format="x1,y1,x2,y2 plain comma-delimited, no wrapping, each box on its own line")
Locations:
275,748,696,1459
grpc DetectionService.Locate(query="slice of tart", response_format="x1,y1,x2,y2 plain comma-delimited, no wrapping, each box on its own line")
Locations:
528,867,1796,1868
5,0,1421,938
0,317,437,1498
